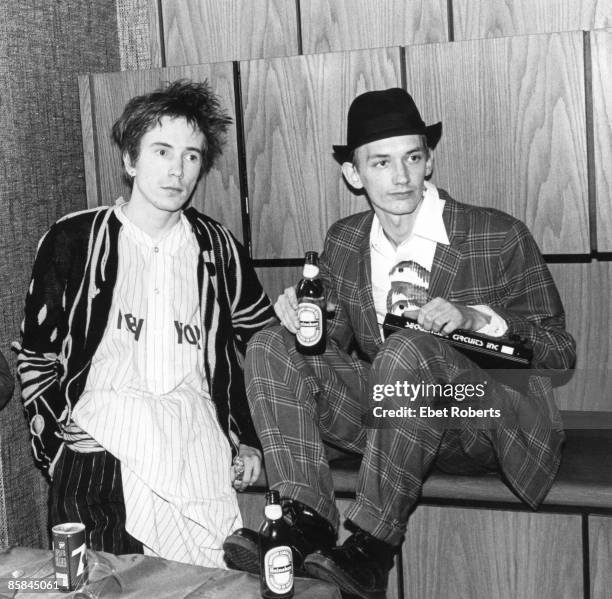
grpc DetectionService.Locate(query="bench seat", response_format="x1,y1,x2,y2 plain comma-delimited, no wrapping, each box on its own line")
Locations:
253,411,612,512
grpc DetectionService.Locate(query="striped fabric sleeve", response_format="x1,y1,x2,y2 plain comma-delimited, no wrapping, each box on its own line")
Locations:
18,224,71,473
225,230,276,347
491,220,576,370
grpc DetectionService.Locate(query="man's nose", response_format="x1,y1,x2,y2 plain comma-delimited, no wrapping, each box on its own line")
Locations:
392,161,409,184
169,158,184,178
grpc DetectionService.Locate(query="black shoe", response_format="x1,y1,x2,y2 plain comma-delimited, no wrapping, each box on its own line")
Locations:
304,525,396,599
223,498,337,575
223,527,260,574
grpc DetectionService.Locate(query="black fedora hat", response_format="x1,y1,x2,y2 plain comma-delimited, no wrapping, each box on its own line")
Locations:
333,88,442,163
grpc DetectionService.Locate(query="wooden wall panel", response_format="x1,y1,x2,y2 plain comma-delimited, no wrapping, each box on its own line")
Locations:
404,506,582,599
592,30,612,251
453,0,612,41
300,0,448,54
78,76,99,209
241,48,401,259
84,64,243,241
590,516,612,599
550,262,612,411
404,32,589,254
256,266,302,302
162,0,299,66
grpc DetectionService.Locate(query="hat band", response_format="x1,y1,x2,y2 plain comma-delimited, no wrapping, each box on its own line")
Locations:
347,111,426,149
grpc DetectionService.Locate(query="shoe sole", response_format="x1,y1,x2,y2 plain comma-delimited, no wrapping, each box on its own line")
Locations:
304,554,387,599
222,536,260,575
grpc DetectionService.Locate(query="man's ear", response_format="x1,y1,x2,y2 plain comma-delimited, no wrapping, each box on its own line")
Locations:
341,162,364,190
123,152,136,177
425,151,434,178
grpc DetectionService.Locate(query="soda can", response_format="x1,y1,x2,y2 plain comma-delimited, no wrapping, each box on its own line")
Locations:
52,522,88,591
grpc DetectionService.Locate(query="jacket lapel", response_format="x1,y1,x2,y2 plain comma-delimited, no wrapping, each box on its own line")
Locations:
429,194,466,300
356,217,384,348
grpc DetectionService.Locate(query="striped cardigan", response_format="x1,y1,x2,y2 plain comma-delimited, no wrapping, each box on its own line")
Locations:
17,205,276,475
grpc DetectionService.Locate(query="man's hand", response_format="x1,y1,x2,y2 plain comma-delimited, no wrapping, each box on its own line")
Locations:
274,286,301,333
231,443,262,492
404,298,490,335
274,286,335,334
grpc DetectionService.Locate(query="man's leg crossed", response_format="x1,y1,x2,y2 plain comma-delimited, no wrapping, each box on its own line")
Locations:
224,325,370,573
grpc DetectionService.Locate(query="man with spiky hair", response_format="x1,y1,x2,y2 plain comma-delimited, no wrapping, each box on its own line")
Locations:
17,80,275,566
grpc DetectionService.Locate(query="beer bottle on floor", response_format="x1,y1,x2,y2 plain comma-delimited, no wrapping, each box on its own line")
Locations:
295,251,326,355
259,490,294,598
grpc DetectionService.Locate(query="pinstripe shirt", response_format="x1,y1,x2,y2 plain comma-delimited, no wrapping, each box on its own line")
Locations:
17,203,276,476
71,206,241,566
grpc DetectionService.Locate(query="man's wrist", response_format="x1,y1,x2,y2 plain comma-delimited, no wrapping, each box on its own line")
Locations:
468,305,508,337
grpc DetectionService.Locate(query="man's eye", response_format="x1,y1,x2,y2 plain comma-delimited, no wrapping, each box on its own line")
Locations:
374,160,388,168
186,153,200,162
157,149,167,157
408,153,422,162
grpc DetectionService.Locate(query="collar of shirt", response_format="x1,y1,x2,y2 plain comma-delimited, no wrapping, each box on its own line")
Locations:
114,199,194,256
369,182,450,255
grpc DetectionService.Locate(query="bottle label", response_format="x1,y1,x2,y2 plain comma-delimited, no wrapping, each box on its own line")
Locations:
302,264,319,278
264,546,293,594
296,302,323,346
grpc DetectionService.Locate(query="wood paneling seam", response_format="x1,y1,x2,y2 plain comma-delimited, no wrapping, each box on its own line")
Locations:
582,513,591,599
90,75,102,208
583,30,597,253
399,46,407,90
156,0,166,68
232,61,252,257
295,0,304,55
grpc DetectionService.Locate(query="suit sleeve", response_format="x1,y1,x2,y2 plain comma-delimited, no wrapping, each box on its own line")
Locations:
318,228,356,353
17,225,71,474
490,220,576,370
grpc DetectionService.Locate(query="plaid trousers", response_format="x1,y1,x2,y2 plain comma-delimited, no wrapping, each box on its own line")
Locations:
245,325,563,545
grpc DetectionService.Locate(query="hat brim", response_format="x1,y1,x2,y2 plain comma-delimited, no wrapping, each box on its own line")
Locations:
333,121,442,164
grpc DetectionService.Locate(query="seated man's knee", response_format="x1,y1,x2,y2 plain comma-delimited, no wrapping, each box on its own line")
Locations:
248,324,294,348
246,325,292,368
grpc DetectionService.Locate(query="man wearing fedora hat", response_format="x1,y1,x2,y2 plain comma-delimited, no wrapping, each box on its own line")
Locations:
224,88,575,598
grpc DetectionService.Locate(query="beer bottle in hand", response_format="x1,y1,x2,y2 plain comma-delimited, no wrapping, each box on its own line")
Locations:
259,490,294,598
295,251,326,355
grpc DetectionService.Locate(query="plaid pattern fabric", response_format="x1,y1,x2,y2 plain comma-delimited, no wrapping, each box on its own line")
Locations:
247,326,564,544
246,327,371,529
320,190,576,372
246,192,576,544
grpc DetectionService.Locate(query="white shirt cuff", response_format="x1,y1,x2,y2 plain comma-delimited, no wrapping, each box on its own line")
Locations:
469,305,508,338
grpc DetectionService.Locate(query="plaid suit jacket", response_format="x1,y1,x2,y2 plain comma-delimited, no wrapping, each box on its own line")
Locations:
319,188,576,507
